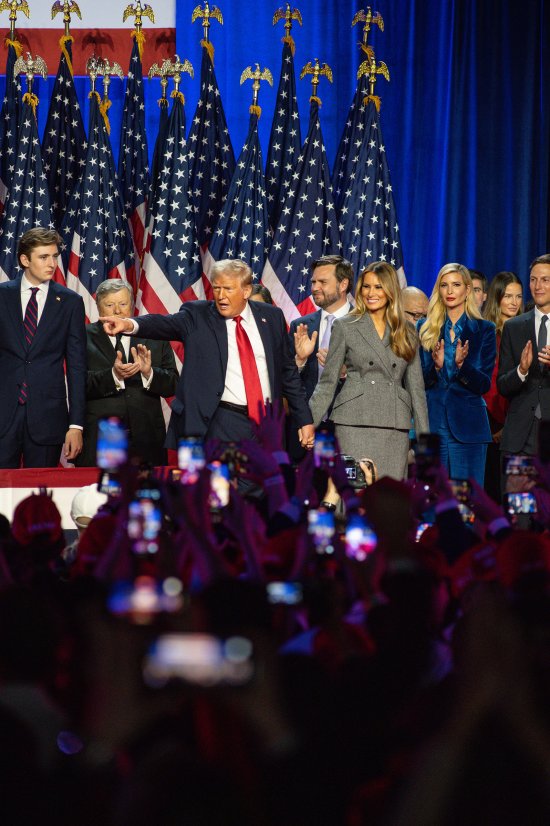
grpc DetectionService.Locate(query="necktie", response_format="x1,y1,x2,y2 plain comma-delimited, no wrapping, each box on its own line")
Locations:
535,315,548,418
115,332,127,364
19,287,39,405
234,315,265,424
318,314,335,377
538,315,548,356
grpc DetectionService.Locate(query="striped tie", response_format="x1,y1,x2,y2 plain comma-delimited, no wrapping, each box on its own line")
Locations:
18,287,39,405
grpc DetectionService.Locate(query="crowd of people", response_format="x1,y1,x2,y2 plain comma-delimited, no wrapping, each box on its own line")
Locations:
2,226,550,822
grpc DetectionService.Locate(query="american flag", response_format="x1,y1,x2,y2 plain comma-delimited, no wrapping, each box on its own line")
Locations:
265,38,301,232
332,79,368,215
41,39,87,230
0,40,21,217
203,113,271,282
150,96,169,207
335,97,406,286
262,100,341,324
187,45,235,253
138,92,202,329
59,90,135,321
118,35,150,295
0,97,54,282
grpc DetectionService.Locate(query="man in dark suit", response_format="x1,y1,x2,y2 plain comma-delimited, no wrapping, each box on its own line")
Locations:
0,227,86,467
289,255,353,400
76,279,178,467
498,254,550,456
287,256,353,457
100,259,314,449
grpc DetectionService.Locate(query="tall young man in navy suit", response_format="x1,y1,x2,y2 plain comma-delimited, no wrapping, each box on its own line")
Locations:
0,228,87,467
100,259,314,450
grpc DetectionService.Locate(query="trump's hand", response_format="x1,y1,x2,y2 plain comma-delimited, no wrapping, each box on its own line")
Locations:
99,315,134,336
298,423,315,450
64,428,83,461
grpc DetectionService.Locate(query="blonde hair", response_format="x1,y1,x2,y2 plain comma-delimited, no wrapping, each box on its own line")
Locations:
352,261,417,362
419,263,481,352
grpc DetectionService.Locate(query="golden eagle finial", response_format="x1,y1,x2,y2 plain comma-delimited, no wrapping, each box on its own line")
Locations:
149,54,193,101
51,1,81,37
122,1,155,30
352,6,384,53
0,0,30,41
86,55,124,132
191,1,223,42
357,48,389,111
240,63,273,116
14,51,47,111
300,57,333,105
273,4,302,54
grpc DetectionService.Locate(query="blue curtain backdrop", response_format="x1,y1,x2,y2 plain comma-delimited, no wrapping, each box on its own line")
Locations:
2,0,549,294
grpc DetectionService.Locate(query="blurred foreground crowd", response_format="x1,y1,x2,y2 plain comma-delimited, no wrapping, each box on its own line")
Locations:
1,405,550,826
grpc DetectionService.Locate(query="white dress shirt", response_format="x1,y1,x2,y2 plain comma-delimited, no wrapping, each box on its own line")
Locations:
222,302,271,405
318,301,352,347
21,275,49,321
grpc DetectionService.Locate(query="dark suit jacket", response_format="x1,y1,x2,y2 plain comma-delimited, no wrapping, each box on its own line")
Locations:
497,309,550,453
0,277,86,445
288,304,352,402
419,316,496,443
135,300,313,445
76,322,178,466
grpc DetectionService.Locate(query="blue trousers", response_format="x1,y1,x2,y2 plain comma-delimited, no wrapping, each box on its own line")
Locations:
436,413,487,486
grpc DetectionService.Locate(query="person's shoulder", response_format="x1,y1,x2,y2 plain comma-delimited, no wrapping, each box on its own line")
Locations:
50,280,84,303
0,276,20,292
177,299,211,315
289,309,321,330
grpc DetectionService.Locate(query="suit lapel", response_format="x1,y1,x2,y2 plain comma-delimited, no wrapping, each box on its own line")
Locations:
30,281,63,352
356,314,394,378
5,279,26,352
249,300,276,390
208,302,229,374
89,321,121,363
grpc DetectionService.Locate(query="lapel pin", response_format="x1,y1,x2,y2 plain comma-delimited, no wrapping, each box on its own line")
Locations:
56,296,61,301
261,317,267,323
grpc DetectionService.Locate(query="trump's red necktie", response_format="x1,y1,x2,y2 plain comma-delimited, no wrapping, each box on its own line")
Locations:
234,315,265,424
19,287,39,405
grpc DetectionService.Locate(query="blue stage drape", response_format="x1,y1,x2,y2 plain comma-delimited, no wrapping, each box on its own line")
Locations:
2,0,549,294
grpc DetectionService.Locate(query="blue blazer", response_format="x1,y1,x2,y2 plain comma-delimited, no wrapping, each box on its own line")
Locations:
136,299,313,445
0,277,87,445
418,316,496,443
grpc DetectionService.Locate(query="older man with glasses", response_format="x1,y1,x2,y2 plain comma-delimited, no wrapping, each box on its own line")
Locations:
402,286,429,323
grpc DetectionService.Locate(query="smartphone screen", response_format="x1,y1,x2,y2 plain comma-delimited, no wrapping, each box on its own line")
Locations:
503,454,536,477
177,437,206,484
345,513,377,561
307,508,335,554
449,478,475,524
208,462,230,510
314,429,336,467
97,417,128,470
143,633,254,687
266,581,303,605
128,498,162,554
505,491,538,516
97,470,122,497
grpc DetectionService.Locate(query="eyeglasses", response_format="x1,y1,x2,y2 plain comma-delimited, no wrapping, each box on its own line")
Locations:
405,310,426,321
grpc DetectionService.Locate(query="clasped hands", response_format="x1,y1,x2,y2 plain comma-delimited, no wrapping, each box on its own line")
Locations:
113,344,152,381
433,338,469,370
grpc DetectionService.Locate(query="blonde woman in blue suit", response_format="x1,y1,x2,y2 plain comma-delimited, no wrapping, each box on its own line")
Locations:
309,262,429,480
418,263,496,485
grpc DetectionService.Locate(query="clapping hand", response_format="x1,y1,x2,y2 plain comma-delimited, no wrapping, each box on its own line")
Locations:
131,344,152,379
455,338,469,368
433,339,445,370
